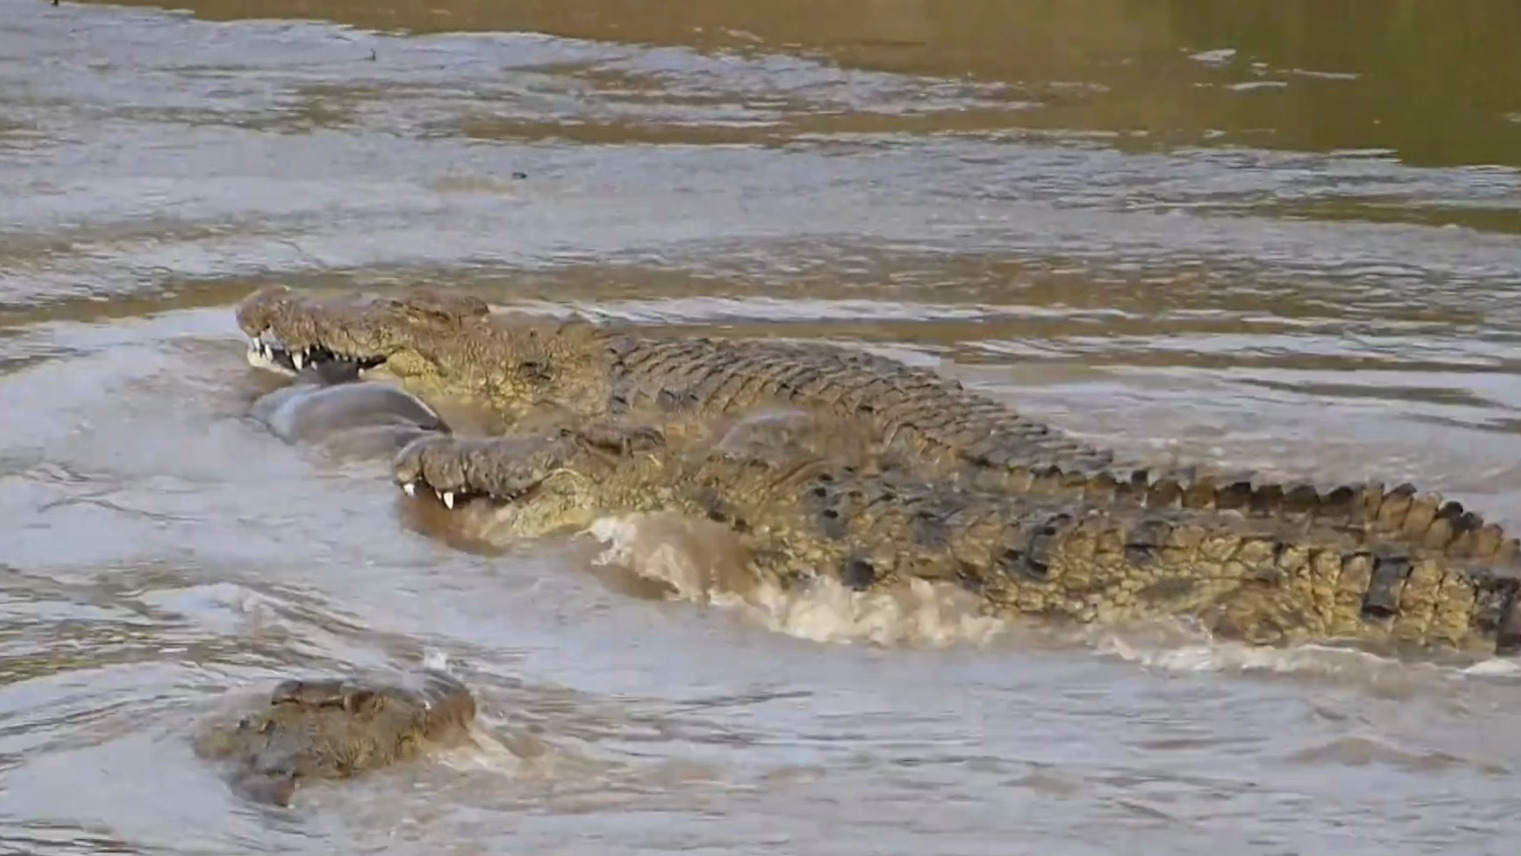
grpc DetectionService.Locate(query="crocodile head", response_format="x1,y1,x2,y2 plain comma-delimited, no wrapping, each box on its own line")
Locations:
391,431,616,537
235,285,602,407
193,668,477,807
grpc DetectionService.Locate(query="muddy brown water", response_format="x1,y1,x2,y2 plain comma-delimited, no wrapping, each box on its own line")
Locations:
3,0,1521,852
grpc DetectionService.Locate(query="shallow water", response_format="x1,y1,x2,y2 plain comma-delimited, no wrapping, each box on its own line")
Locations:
3,0,1521,852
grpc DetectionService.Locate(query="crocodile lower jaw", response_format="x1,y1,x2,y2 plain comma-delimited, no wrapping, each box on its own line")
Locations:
397,474,542,511
243,333,387,377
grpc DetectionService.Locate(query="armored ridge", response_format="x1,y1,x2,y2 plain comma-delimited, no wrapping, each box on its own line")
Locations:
193,668,478,806
235,284,1513,565
390,421,1521,655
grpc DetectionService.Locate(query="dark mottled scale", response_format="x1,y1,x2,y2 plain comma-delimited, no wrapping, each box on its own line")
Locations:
1215,479,1254,512
1249,483,1284,516
1316,485,1358,525
1360,554,1413,620
1446,505,1482,532
992,514,1057,582
1124,517,1171,566
800,480,845,539
1431,501,1482,550
1282,483,1321,518
1496,584,1521,654
1472,578,1520,640
910,506,953,550
839,557,877,591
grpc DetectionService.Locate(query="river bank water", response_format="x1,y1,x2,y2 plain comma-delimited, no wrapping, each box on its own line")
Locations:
2,0,1520,852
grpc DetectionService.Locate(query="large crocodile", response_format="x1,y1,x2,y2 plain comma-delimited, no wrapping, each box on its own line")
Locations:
235,284,1516,570
387,414,1521,656
193,668,477,807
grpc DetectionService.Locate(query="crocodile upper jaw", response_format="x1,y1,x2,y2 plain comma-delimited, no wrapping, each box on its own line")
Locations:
244,333,388,378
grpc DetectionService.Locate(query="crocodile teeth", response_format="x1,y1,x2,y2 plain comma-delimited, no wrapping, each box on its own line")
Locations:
292,351,305,370
401,482,416,497
442,491,456,509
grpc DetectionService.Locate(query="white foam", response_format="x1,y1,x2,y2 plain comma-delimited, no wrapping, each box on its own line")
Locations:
582,513,1521,678
584,513,1007,648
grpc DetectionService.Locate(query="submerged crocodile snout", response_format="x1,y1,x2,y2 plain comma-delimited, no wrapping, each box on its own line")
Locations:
193,668,477,807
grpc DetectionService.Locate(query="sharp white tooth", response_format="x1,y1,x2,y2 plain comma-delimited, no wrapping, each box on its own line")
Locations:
402,482,416,496
292,351,305,370
442,491,456,509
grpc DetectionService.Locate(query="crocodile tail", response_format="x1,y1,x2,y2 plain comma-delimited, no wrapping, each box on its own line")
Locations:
959,502,1521,654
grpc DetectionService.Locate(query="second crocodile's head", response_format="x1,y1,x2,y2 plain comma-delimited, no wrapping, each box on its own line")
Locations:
192,668,478,807
388,429,663,540
235,284,604,408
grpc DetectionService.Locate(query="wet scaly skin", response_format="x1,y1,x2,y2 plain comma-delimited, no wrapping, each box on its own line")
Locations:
192,669,477,807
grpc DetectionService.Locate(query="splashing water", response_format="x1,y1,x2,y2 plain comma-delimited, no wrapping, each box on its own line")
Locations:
583,512,1010,648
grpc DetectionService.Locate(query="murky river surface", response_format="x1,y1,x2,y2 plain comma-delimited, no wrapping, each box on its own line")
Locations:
3,0,1521,852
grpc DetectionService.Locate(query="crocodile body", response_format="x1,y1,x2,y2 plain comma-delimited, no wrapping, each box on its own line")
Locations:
388,413,1521,656
193,668,477,806
235,285,1519,593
